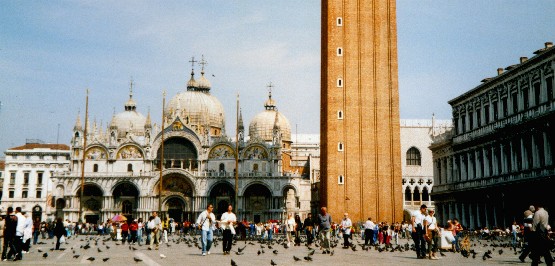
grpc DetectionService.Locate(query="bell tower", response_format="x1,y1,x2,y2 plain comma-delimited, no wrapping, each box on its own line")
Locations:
320,0,402,223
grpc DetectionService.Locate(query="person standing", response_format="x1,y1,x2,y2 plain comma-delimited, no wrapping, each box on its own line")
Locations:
54,218,66,250
303,213,315,246
530,203,553,266
22,213,32,253
294,215,303,246
363,217,375,246
32,218,40,245
137,218,144,246
411,204,427,259
340,213,352,248
13,207,25,261
2,207,18,261
121,221,129,244
452,218,463,252
317,207,332,254
424,209,439,260
129,219,138,244
196,203,216,256
220,204,236,255
285,213,295,247
148,212,162,250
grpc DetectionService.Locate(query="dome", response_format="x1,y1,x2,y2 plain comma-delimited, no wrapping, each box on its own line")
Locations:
197,72,211,90
111,111,147,138
166,90,225,130
110,85,147,138
249,110,291,143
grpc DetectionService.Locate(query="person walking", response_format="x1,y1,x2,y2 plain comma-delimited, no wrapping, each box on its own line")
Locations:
519,209,534,262
294,214,303,246
13,207,25,261
220,204,236,255
2,207,18,261
22,213,32,253
340,213,352,248
121,221,129,244
137,218,144,246
530,203,553,266
285,213,295,247
363,217,375,246
411,204,427,259
32,218,40,245
54,218,66,250
148,212,162,250
303,213,315,246
317,207,332,254
129,219,138,244
196,203,216,256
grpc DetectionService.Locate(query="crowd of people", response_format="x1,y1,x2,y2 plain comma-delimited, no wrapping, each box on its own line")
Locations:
1,202,553,265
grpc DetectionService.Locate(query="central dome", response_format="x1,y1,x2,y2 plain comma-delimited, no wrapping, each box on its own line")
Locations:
110,90,147,138
165,68,225,134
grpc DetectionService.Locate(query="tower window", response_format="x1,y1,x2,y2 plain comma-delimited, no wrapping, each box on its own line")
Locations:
338,175,344,184
93,164,99,172
337,78,343,88
337,47,343,56
338,142,344,151
337,110,343,119
337,17,343,26
127,163,133,172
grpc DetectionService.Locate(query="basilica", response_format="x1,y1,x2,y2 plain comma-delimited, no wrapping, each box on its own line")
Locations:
50,61,311,224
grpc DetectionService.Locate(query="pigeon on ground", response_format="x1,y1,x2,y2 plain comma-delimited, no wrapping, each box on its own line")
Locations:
271,259,278,266
43,253,48,258
231,259,238,266
273,250,279,255
293,256,301,261
304,256,313,261
160,254,166,259
103,258,110,262
87,257,95,261
134,257,143,262
73,255,80,258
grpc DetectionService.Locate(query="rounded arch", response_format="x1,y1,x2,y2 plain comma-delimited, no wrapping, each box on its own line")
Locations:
413,186,421,202
85,145,108,160
404,186,412,202
208,181,236,218
151,130,202,160
406,146,422,166
281,184,298,197
241,182,273,197
241,144,269,160
75,183,104,197
208,143,236,159
422,186,430,202
116,144,144,159
154,173,194,197
112,181,140,197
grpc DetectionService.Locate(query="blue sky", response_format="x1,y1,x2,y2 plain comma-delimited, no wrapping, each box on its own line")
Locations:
0,1,554,153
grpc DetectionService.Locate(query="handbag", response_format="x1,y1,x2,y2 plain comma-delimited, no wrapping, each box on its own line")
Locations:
59,235,66,244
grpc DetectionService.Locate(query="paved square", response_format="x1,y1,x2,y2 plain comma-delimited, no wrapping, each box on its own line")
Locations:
5,234,540,266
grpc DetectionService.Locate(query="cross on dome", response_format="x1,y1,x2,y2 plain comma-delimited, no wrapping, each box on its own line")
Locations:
199,55,208,73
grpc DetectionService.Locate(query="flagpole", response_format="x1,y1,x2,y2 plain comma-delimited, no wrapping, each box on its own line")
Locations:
79,89,89,223
159,90,166,216
235,93,239,210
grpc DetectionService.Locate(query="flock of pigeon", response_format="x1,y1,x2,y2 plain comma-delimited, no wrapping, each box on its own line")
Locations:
30,233,553,265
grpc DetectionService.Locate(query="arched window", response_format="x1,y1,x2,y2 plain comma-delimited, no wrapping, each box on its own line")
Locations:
413,186,421,202
219,163,225,172
93,164,99,172
406,147,421,166
404,187,411,202
253,163,259,172
422,187,430,201
127,163,133,172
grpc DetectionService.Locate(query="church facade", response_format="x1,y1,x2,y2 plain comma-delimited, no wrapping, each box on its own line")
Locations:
50,62,311,224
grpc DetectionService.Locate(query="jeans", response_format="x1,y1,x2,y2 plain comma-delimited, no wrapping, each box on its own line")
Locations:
201,230,213,253
454,232,462,251
137,229,143,245
33,231,39,245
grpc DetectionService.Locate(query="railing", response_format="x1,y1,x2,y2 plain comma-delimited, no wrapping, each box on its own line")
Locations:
54,169,301,179
453,101,554,145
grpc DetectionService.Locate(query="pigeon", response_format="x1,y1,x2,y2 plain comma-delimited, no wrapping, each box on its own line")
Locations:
273,250,279,255
160,254,166,259
330,250,334,256
304,256,313,261
293,256,301,261
231,259,238,266
258,250,261,255
38,248,43,252
98,248,102,252
87,257,95,261
308,249,315,256
103,258,110,262
73,255,80,258
271,259,278,266
43,253,48,258
498,249,503,255
238,246,246,253
134,257,143,262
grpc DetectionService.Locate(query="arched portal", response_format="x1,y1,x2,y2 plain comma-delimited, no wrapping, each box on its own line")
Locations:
155,174,194,221
243,183,272,223
413,187,421,203
209,182,235,219
55,198,66,219
404,187,412,205
113,182,140,220
283,186,298,210
157,137,198,170
76,184,104,224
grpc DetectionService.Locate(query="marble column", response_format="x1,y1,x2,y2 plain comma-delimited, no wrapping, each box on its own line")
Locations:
544,131,552,166
476,203,481,228
484,203,489,228
461,203,467,228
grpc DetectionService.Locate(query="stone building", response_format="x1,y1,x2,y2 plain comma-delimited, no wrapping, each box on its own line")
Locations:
49,61,311,224
431,42,555,229
0,140,70,221
320,0,402,223
401,118,452,221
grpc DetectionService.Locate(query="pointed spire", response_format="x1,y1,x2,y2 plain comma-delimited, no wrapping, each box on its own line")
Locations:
125,77,137,111
264,82,276,110
74,111,82,131
145,106,152,128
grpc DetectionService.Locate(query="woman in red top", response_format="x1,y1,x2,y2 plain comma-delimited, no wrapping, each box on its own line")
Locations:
129,220,139,244
121,221,129,244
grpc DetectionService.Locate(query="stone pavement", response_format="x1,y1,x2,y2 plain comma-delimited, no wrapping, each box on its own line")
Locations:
3,234,539,266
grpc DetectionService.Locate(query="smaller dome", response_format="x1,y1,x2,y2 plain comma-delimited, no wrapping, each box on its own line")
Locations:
197,72,211,90
186,71,198,89
111,110,147,138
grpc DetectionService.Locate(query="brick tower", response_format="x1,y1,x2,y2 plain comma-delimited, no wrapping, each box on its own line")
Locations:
320,0,402,223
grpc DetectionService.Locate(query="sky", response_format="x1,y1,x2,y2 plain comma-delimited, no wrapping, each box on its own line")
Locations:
0,0,554,154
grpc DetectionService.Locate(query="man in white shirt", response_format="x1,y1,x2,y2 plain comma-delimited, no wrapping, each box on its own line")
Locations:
363,217,375,246
411,204,427,259
196,204,216,256
148,211,162,250
13,207,26,261
530,204,553,266
220,204,236,255
340,213,352,248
